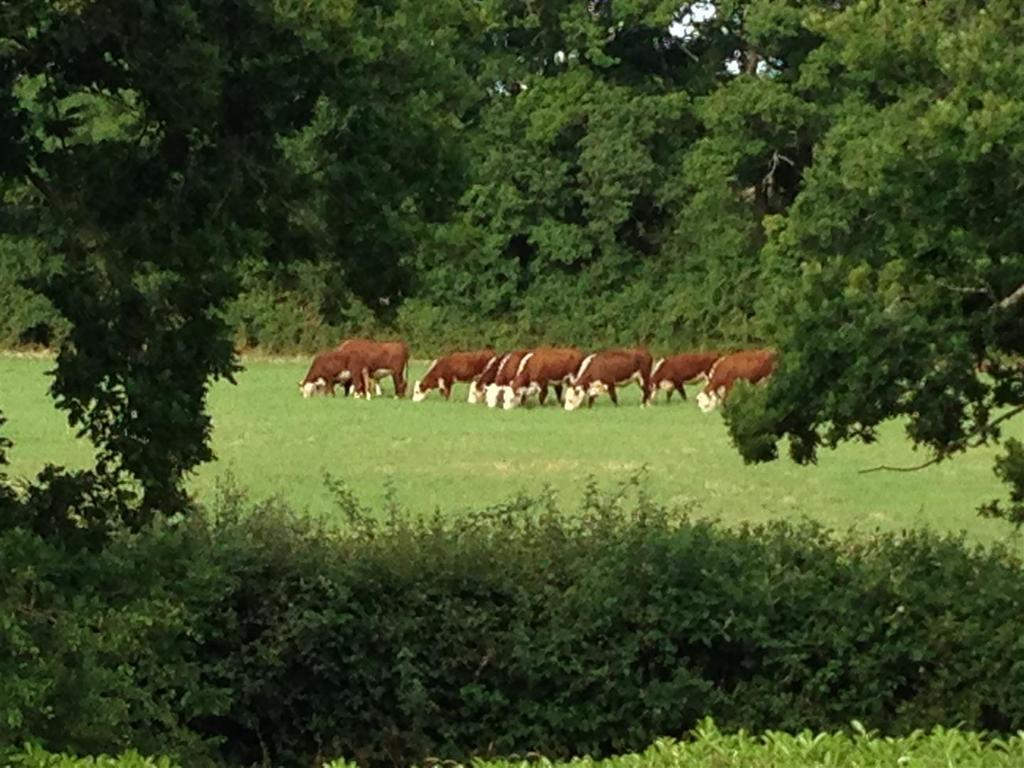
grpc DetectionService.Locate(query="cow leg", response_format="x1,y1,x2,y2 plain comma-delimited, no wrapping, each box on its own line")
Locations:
538,384,549,406
677,381,687,401
393,371,407,398
608,384,619,406
639,377,651,407
664,387,672,403
442,380,452,400
554,383,564,404
587,392,596,408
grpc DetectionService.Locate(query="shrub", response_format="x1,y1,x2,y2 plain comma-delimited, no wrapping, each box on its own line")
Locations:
2,746,177,768
10,722,1024,768
2,484,1023,765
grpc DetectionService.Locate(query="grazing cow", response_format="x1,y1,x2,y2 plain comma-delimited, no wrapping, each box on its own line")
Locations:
696,349,778,412
335,338,410,398
484,350,530,408
649,352,721,403
299,348,374,398
468,353,502,404
299,339,409,399
563,348,654,411
506,346,585,410
413,349,497,402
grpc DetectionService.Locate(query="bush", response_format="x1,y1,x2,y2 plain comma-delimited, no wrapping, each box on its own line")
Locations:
2,483,1023,766
9,721,1024,768
2,746,177,768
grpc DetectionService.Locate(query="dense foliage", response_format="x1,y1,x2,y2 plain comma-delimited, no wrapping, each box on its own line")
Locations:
8,723,1024,768
3,487,1023,766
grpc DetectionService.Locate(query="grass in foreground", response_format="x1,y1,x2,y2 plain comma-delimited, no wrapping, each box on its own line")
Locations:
1,355,1022,544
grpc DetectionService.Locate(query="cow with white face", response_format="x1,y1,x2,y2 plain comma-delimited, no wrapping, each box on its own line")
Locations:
696,349,778,412
298,348,375,398
412,349,497,402
332,338,411,398
506,346,585,410
467,353,501,404
478,350,529,409
649,352,720,403
563,348,653,411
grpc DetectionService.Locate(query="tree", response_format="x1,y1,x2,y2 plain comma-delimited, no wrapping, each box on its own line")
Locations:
0,0,475,522
722,0,1024,524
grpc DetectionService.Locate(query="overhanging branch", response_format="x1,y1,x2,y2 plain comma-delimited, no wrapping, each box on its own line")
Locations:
859,404,1024,475
999,282,1024,309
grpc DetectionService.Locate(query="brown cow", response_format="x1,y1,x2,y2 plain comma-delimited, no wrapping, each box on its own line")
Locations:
299,348,374,398
483,350,530,408
299,339,409,398
412,349,497,402
649,352,721,403
563,348,654,410
468,353,502,404
506,346,585,410
335,338,410,398
696,349,778,412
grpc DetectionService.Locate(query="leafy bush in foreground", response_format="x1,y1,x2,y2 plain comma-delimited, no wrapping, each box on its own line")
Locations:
2,482,1024,766
9,722,1024,768
2,747,174,768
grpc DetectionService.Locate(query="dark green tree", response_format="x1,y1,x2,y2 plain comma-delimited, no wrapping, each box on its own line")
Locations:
722,0,1024,524
0,0,476,521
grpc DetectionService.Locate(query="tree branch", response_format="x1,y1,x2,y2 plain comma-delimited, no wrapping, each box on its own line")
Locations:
859,404,1024,475
998,282,1024,309
859,456,941,475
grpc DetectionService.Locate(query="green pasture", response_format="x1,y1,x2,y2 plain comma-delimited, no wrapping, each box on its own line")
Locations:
1,355,1021,545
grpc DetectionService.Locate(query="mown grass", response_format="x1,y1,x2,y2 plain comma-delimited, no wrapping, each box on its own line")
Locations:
2,355,1022,544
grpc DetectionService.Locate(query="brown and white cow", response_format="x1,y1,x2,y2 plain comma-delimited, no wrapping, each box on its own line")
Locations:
506,346,585,410
467,352,502,404
336,338,410,398
299,348,375,398
299,338,409,398
649,352,721,403
696,349,778,412
412,349,497,402
483,349,530,408
563,348,654,411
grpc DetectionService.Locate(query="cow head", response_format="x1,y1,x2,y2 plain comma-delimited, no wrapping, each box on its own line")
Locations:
563,385,586,411
696,386,724,413
411,380,428,402
468,382,485,404
502,386,523,410
300,378,325,398
484,383,506,409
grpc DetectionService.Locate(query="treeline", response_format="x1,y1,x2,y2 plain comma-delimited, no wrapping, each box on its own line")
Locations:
7,0,1020,355
4,487,1024,766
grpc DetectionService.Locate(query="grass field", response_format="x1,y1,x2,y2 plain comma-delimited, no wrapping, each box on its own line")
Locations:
2,355,1022,546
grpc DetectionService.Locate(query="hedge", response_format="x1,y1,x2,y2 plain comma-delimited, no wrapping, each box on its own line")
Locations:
8,722,1024,768
3,484,1024,766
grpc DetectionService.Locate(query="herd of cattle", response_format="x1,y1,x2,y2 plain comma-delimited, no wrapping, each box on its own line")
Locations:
299,339,777,412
